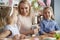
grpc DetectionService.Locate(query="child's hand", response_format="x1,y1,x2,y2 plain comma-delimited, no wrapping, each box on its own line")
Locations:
49,31,56,34
20,34,26,39
13,34,20,40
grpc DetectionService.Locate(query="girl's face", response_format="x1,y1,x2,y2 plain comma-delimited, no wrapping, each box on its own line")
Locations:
19,3,29,16
43,8,52,19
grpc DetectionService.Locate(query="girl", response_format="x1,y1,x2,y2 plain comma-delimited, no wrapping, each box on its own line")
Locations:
39,6,60,35
0,16,26,39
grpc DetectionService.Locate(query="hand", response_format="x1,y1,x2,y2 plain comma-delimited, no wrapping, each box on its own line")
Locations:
49,31,56,34
13,34,20,40
47,31,56,37
48,34,55,37
20,34,26,39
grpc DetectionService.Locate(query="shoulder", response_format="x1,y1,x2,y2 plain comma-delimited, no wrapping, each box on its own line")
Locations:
17,15,22,22
40,19,46,23
51,20,57,24
4,25,14,31
17,14,21,19
39,20,45,25
5,25,12,29
49,20,59,26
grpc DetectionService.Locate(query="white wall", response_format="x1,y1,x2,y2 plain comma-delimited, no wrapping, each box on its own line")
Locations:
54,0,60,26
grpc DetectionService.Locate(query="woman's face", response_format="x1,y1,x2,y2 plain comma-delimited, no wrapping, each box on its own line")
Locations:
43,9,52,19
19,3,29,16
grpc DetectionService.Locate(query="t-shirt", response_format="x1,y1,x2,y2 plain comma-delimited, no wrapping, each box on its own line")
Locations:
17,15,32,33
4,24,20,38
39,19,60,35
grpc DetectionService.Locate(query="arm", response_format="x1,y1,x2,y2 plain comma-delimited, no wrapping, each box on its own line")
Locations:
0,30,11,38
49,22,60,34
21,29,34,35
39,21,47,35
55,23,60,30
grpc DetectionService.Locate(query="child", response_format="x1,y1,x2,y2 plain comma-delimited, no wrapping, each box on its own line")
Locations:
0,16,26,39
39,6,60,35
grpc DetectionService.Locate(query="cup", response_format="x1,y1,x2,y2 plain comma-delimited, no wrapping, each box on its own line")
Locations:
32,25,39,36
31,25,37,30
54,31,60,39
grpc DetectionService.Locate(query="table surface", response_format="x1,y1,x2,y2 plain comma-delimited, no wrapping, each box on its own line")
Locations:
0,34,60,40
21,34,60,40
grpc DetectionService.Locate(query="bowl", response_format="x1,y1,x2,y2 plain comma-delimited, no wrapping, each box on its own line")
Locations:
43,37,56,40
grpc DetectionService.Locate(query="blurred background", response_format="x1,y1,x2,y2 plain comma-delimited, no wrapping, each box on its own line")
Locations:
0,0,60,31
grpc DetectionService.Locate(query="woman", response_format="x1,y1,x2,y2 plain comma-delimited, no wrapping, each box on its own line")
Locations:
17,0,36,35
39,6,60,35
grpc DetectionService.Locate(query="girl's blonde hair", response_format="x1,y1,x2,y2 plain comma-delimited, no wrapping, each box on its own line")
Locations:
43,6,55,20
6,16,13,24
0,7,11,28
18,0,31,16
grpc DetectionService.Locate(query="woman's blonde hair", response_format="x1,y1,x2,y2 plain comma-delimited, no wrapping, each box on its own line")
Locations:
43,6,55,20
18,0,31,16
